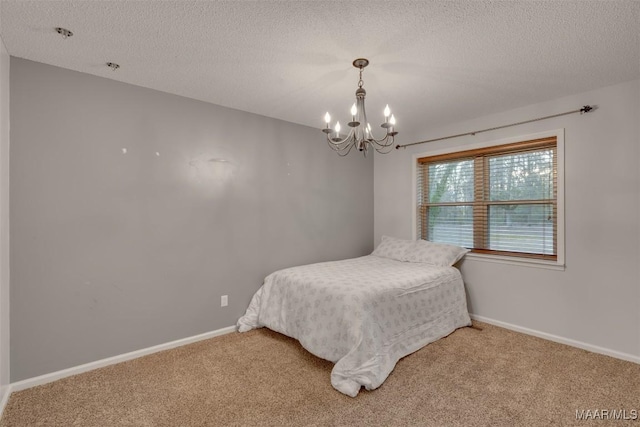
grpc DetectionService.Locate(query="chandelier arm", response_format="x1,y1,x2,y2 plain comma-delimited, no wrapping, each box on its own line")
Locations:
326,134,356,151
362,132,392,147
337,144,356,157
361,104,393,143
326,139,347,151
327,140,352,150
327,139,357,157
367,131,394,144
373,140,396,154
371,135,395,147
327,128,395,150
326,127,357,146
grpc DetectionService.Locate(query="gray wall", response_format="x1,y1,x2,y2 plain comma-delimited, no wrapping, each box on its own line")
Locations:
374,79,640,359
10,58,373,381
0,37,9,397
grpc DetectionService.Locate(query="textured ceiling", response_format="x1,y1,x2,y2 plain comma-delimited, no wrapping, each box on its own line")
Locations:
1,1,639,138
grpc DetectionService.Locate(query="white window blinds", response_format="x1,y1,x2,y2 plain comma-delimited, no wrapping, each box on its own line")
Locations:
417,137,557,260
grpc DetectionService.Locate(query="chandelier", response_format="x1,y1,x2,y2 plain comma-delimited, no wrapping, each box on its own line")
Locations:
322,58,397,156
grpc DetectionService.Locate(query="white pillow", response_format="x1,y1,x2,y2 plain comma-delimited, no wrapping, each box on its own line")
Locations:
371,235,413,262
405,239,469,266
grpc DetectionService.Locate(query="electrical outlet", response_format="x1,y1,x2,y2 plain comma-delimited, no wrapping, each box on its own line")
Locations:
221,295,228,307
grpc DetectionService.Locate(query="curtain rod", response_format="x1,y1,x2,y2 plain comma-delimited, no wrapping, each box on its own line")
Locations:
395,105,594,150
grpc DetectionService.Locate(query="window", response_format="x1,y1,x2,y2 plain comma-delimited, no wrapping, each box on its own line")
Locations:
416,135,561,262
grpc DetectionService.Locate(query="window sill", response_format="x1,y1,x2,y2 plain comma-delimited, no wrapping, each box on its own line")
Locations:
463,252,565,271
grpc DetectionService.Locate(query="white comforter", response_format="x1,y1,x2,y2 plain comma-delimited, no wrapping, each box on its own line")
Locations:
237,255,471,397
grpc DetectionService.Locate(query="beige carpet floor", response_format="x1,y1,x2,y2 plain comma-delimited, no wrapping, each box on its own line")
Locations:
1,322,639,426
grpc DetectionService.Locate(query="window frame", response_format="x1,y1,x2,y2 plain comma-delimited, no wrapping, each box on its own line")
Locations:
412,129,565,270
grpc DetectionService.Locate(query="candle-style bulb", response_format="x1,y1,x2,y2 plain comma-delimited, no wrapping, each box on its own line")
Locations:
384,104,391,117
335,121,341,134
390,114,396,125
351,103,357,116
324,112,331,124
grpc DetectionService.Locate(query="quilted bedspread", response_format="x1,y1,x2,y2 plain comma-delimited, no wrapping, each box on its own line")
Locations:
237,255,471,397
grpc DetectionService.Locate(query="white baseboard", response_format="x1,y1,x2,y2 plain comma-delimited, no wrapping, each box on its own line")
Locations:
9,325,236,393
0,384,10,418
470,314,640,365
4,317,638,417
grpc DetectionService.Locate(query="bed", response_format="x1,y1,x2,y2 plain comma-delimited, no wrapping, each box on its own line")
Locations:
237,236,471,397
